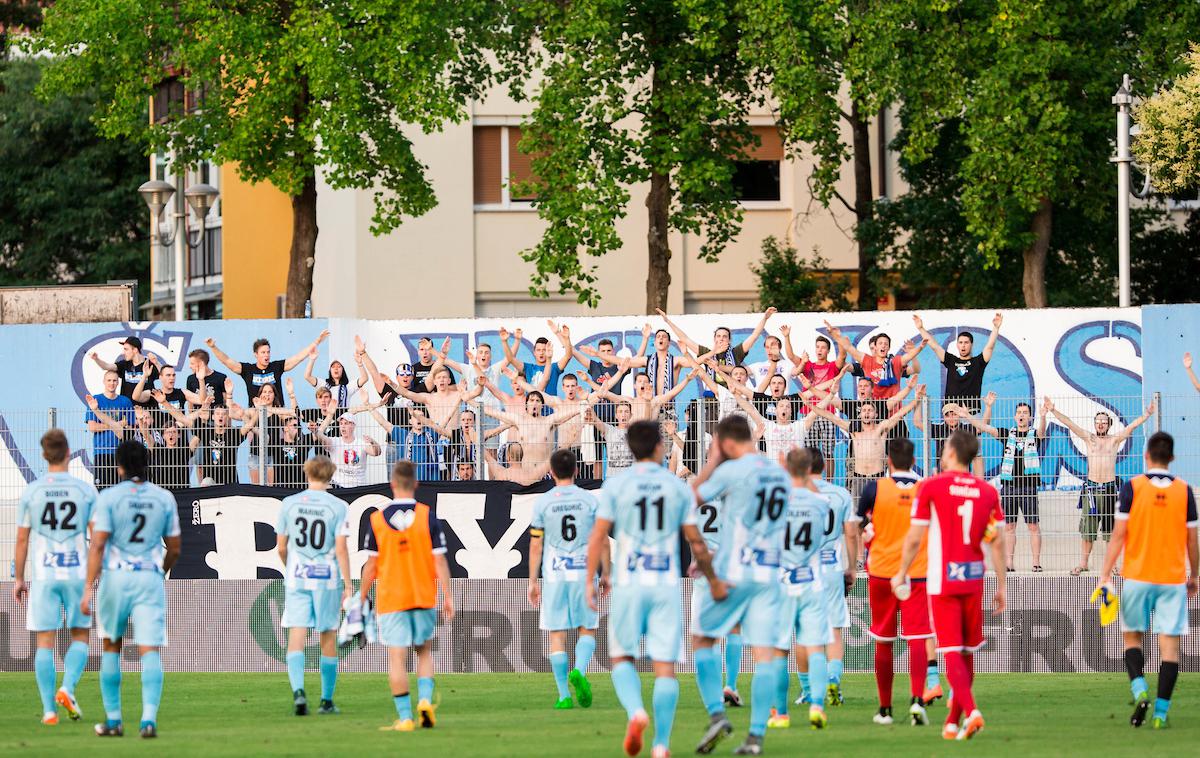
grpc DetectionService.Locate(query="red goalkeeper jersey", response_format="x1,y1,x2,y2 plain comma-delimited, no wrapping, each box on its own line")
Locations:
911,472,1003,596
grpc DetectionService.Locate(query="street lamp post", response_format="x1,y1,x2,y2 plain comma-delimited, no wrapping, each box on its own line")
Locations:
1112,75,1134,308
138,171,219,321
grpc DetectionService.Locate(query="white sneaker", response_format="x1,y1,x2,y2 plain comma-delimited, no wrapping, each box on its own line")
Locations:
909,699,929,726
873,712,894,725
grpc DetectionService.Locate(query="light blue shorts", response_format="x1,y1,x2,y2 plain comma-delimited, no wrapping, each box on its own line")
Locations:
97,571,167,646
821,571,851,629
540,581,599,631
283,585,344,632
378,608,438,648
690,580,782,648
608,585,681,663
1120,579,1190,637
28,579,90,632
775,591,832,650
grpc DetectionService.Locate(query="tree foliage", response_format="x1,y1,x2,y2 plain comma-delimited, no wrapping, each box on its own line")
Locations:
1135,46,1200,194
750,236,852,313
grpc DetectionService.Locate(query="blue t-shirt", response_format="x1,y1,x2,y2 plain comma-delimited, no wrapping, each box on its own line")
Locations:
815,478,857,574
86,394,134,455
530,484,599,583
780,487,831,596
526,362,563,397
276,489,350,590
598,462,696,587
388,426,446,481
697,453,791,583
18,472,98,581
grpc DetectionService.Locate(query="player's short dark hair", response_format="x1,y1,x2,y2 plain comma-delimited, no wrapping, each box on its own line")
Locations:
116,440,148,480
527,390,545,405
655,329,670,340
946,429,980,466
765,335,782,349
715,414,752,444
188,348,210,364
252,338,270,352
887,437,915,471
714,326,732,337
535,337,550,346
805,446,825,475
41,429,70,465
550,448,577,479
785,447,812,477
1146,431,1174,466
816,336,831,349
562,373,578,385
627,420,662,461
598,338,614,349
391,460,418,491
958,331,974,344
1016,402,1032,414
875,332,891,346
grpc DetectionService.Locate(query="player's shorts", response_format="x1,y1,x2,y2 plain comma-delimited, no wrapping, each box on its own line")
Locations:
821,571,851,629
867,575,932,641
97,570,167,646
774,591,832,650
27,578,90,632
929,591,986,654
1120,580,1189,637
282,584,344,632
378,608,438,648
608,585,681,663
691,580,782,648
1078,481,1118,540
540,580,599,631
1001,486,1039,525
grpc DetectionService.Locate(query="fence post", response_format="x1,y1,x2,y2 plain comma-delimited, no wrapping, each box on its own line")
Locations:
475,403,484,481
47,407,57,431
258,405,268,484
921,394,931,476
1154,391,1162,432
697,398,706,472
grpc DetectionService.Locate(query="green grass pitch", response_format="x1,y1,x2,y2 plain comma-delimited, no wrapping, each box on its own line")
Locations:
0,672,1195,756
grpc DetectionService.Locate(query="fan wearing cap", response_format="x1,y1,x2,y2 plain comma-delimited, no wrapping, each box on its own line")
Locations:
90,336,160,409
315,413,381,488
916,399,991,478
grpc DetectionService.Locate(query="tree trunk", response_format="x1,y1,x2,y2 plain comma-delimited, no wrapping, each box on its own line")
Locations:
849,101,876,310
285,174,318,317
1022,197,1052,308
645,170,672,314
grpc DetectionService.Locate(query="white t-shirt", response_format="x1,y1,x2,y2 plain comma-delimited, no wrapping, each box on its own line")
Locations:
749,360,795,391
329,436,370,487
459,362,506,411
762,420,806,462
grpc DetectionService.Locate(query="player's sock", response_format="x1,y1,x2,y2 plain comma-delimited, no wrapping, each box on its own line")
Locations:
574,634,596,674
319,656,338,702
906,639,928,700
417,677,434,704
694,646,725,716
1124,647,1147,698
797,671,810,701
611,661,644,719
947,694,964,726
549,651,571,700
944,652,975,715
140,651,163,724
808,652,829,706
63,641,88,695
828,658,844,686
286,651,305,693
652,676,680,749
926,661,940,691
874,643,894,708
724,633,743,692
749,661,774,737
34,647,57,715
393,692,413,721
100,651,122,722
1155,661,1179,719
774,656,790,715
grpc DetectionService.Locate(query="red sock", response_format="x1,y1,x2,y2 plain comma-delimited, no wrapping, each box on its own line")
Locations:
947,693,963,725
907,640,928,700
875,642,894,708
945,652,976,715
966,653,975,688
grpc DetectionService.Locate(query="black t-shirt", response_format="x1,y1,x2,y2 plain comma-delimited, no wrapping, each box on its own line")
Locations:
411,361,439,394
152,388,188,428
588,359,623,424
195,422,241,484
942,353,987,409
150,444,192,490
239,360,286,403
186,370,228,407
272,436,312,487
929,421,977,466
997,427,1043,490
114,358,159,408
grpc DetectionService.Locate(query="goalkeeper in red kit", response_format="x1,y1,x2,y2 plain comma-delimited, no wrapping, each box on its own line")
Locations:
892,429,1008,741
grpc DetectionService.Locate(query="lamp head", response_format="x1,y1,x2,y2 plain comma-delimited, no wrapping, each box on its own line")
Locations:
138,179,176,218
184,183,219,221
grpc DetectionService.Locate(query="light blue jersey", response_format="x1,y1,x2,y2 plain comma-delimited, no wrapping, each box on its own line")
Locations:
696,454,791,584
695,495,723,554
598,462,697,588
780,487,832,591
276,489,350,591
815,478,856,574
531,484,599,583
18,472,98,582
92,479,180,574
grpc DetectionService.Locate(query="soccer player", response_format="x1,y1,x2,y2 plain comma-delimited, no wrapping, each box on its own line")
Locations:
1096,431,1198,729
767,448,832,731
528,449,608,709
857,437,931,726
690,414,791,756
893,429,1007,741
584,420,716,758
13,430,98,725
81,440,182,738
360,460,456,732
276,456,354,716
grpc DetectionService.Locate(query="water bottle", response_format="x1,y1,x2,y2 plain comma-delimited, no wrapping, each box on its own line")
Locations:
304,299,312,318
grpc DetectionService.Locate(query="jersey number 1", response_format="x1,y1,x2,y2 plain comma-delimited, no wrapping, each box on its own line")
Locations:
634,497,665,531
957,499,973,545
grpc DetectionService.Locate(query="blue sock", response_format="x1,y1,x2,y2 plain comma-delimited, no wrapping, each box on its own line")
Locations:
550,652,570,700
808,652,828,705
393,693,413,721
63,641,88,695
774,656,790,715
34,648,56,714
652,677,680,749
611,661,644,719
798,671,810,700
694,646,725,716
319,656,338,701
574,634,596,674
140,651,163,725
1131,676,1148,699
926,661,940,690
724,634,743,691
1154,698,1170,720
417,677,434,704
829,658,843,686
100,651,122,722
286,651,305,693
749,661,775,736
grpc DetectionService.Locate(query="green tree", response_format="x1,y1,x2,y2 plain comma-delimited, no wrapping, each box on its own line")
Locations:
507,0,759,313
33,0,511,316
750,236,852,312
1134,46,1200,195
0,59,148,294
